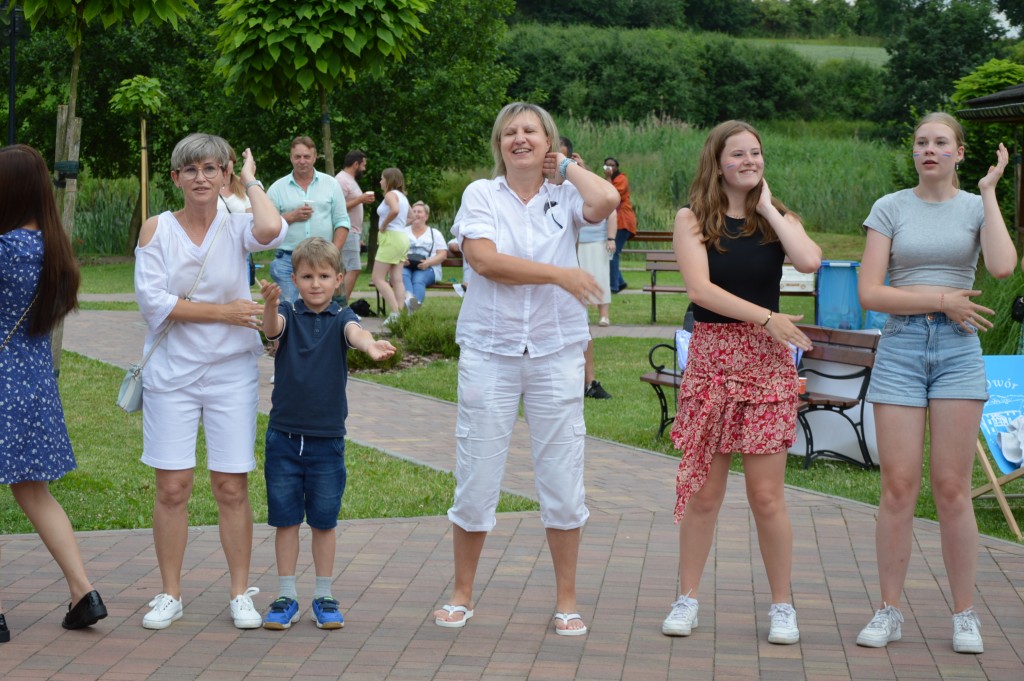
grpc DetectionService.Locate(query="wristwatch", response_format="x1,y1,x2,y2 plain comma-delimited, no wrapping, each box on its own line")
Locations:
244,180,264,191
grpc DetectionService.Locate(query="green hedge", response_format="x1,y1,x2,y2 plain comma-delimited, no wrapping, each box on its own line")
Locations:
501,24,885,127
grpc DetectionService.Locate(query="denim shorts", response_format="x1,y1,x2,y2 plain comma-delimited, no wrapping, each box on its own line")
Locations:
264,427,347,530
866,313,988,407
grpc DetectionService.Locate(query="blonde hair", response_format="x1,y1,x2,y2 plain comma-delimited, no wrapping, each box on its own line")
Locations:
489,102,559,178
226,144,245,199
291,237,341,274
381,167,406,194
689,120,793,253
412,200,430,218
914,112,965,189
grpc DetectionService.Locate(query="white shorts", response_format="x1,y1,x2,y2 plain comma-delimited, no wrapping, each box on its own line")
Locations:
576,240,612,305
449,344,589,532
141,353,258,473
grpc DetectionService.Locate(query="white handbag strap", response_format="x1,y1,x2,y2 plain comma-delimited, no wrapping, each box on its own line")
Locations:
136,215,228,370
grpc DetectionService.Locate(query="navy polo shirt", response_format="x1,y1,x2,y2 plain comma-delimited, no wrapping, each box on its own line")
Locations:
268,299,360,438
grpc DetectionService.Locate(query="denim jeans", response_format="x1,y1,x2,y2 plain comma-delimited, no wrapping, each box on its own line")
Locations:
402,266,436,303
268,250,299,304
608,228,632,292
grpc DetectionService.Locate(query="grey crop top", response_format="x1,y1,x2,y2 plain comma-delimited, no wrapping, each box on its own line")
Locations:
863,188,984,289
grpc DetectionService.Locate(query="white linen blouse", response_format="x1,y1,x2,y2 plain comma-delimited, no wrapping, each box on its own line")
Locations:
134,211,287,391
452,176,593,358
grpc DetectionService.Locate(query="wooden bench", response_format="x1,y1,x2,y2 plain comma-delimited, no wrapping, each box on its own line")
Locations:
795,325,880,469
621,229,673,256
639,341,682,438
639,325,879,462
642,250,817,323
371,256,464,315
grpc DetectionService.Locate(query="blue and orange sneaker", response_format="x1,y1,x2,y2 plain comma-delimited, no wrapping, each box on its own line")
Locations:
262,597,299,630
311,597,344,630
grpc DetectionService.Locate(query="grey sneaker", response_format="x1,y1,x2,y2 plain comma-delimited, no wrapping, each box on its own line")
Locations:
856,604,903,648
952,608,983,654
767,603,800,644
661,594,699,636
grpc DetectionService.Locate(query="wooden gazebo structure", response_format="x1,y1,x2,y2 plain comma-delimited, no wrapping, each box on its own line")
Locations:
957,83,1024,244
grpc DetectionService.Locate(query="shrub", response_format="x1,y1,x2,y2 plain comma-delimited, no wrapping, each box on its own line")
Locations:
348,343,404,372
392,306,460,359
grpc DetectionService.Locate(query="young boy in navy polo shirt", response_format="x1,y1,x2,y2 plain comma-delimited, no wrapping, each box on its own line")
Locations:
258,237,395,630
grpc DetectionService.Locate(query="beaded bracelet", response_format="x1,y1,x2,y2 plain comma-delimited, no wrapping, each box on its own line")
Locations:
559,157,577,179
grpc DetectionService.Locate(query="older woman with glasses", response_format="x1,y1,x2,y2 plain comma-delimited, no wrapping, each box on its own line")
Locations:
134,133,286,631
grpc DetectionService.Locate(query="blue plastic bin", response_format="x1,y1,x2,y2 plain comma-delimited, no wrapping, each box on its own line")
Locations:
816,260,861,330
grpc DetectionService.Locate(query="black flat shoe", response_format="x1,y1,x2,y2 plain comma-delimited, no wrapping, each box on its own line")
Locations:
62,590,107,630
0,613,10,642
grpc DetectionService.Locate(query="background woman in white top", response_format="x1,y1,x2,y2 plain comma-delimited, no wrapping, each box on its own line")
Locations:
371,167,410,324
401,201,448,310
856,112,1015,654
432,102,618,636
134,133,286,631
218,145,254,284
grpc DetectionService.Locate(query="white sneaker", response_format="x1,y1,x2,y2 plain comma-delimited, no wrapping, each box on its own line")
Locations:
383,311,400,328
229,587,262,629
405,296,421,313
952,608,983,654
661,593,699,636
142,593,183,630
856,604,903,648
767,603,800,644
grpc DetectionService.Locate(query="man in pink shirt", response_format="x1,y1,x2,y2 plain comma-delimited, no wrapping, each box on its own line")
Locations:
335,150,376,302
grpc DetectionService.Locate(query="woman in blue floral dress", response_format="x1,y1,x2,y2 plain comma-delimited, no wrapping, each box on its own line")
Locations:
0,145,107,642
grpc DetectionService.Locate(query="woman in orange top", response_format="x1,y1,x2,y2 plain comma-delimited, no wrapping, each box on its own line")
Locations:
604,157,636,292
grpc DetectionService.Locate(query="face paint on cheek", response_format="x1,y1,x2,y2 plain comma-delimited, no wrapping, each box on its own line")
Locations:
912,152,921,158
723,163,737,170
941,152,953,158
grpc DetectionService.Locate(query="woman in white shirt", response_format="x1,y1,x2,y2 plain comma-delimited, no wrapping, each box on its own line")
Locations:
134,133,286,631
371,167,410,324
401,201,448,310
432,102,619,636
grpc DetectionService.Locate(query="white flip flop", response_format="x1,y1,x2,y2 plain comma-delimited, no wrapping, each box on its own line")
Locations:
435,604,474,628
553,612,588,636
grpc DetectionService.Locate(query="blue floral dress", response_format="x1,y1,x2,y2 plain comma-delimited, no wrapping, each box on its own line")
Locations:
0,228,76,484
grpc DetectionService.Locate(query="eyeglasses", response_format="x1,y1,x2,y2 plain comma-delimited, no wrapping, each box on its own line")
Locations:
176,163,224,181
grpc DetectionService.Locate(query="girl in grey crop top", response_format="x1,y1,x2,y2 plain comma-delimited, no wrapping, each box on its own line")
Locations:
853,112,1016,656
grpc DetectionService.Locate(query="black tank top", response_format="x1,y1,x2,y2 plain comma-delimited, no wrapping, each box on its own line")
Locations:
692,215,784,324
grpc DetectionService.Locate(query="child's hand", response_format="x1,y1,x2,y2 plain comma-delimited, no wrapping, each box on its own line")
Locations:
367,339,397,361
259,278,280,307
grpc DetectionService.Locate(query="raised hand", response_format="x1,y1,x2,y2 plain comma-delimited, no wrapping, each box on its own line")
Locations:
978,143,1008,192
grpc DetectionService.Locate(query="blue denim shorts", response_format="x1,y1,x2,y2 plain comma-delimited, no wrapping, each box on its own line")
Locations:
264,427,347,530
866,313,988,407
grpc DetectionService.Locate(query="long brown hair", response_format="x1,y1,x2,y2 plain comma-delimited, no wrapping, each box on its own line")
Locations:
0,144,80,334
689,120,793,253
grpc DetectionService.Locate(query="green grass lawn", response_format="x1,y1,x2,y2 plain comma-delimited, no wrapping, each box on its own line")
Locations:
66,242,1024,543
743,38,888,67
0,353,537,535
362,334,1024,544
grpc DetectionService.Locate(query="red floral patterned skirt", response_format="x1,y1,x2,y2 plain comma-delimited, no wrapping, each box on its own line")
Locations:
670,322,798,521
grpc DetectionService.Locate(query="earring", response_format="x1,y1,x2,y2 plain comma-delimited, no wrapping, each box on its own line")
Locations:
955,162,960,171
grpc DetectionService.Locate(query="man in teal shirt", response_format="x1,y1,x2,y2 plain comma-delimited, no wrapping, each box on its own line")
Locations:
267,136,350,303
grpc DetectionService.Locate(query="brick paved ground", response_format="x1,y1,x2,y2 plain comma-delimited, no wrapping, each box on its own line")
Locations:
0,308,1021,680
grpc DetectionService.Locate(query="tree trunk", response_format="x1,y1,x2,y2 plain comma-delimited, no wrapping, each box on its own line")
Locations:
50,106,82,375
320,84,334,175
49,14,85,374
